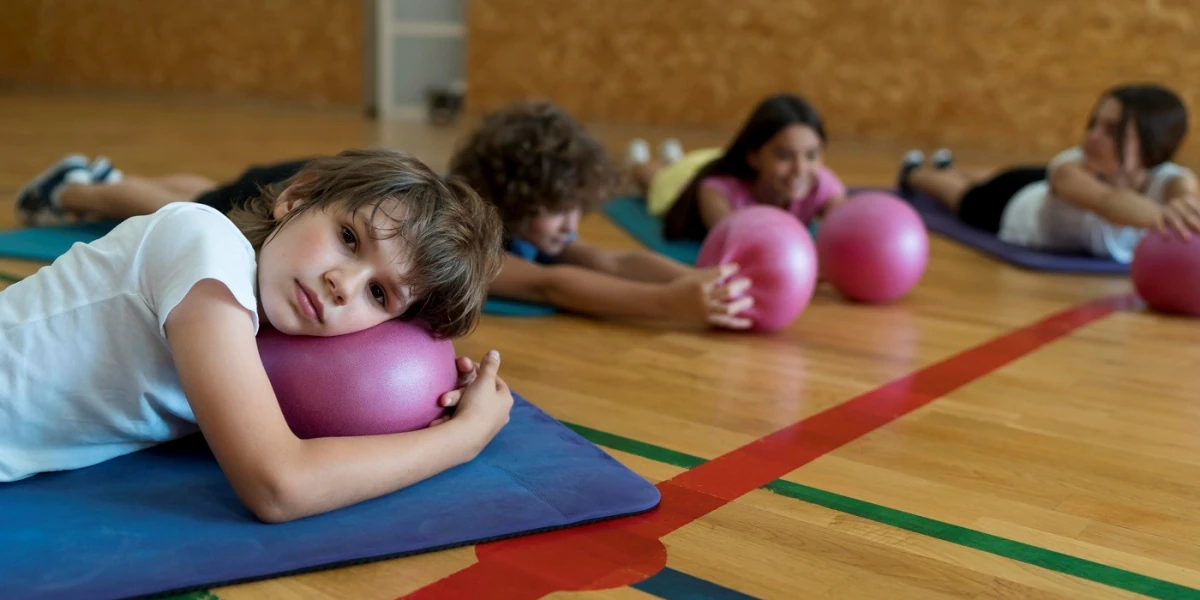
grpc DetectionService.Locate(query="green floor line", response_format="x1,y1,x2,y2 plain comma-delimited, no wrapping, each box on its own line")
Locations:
0,271,22,284
566,423,705,469
565,422,1200,600
161,591,221,600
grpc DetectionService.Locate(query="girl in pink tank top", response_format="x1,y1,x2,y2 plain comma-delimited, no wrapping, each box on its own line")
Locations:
655,94,847,241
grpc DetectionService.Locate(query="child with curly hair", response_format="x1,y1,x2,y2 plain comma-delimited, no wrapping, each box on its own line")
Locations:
448,100,753,330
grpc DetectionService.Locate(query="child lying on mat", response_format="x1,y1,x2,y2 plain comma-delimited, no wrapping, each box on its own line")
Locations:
1,149,514,523
627,93,848,242
448,100,755,330
898,83,1200,263
14,103,754,330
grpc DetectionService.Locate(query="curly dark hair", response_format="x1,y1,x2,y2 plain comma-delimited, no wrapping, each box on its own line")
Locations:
448,100,618,236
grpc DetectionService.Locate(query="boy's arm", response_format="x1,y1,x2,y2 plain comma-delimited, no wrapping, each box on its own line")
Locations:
165,279,510,523
490,254,752,328
557,239,691,283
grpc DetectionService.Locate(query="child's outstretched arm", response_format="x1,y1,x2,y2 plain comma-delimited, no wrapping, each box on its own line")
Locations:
1161,173,1200,238
1051,163,1200,236
165,280,512,523
557,239,690,283
492,255,753,329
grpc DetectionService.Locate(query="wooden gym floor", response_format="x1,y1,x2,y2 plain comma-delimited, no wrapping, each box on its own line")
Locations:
1,92,1198,600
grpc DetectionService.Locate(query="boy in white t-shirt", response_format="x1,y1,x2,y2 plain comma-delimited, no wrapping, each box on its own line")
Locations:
897,83,1200,263
1,148,512,523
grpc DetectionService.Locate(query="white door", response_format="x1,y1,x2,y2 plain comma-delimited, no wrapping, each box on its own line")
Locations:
375,0,466,120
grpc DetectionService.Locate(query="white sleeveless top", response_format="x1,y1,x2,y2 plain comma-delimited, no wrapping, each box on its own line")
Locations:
999,146,1192,263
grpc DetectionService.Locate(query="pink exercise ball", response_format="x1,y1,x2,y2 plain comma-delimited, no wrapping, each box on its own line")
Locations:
697,205,819,332
816,191,928,303
256,320,456,438
1131,232,1200,316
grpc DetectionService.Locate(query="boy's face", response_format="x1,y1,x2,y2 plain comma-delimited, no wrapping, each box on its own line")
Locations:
257,191,417,337
520,207,581,256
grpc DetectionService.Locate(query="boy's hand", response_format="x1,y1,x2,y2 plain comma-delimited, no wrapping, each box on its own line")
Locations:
453,356,477,387
667,264,754,330
429,356,480,426
429,351,513,448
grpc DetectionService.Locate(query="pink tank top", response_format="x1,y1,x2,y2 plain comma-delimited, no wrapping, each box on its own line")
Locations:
699,165,845,224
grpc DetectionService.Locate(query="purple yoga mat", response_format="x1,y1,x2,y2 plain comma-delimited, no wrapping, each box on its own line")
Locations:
883,188,1129,275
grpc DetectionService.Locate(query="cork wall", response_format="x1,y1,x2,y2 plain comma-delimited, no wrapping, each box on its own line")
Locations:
0,0,363,108
466,0,1200,160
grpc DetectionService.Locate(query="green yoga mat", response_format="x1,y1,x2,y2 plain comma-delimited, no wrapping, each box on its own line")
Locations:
600,196,820,264
600,196,701,265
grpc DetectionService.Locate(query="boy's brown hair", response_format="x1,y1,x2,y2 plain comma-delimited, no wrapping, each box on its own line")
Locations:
448,100,618,235
227,148,504,339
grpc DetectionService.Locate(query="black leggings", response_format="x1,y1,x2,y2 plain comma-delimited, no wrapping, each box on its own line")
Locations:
956,166,1047,233
193,159,311,214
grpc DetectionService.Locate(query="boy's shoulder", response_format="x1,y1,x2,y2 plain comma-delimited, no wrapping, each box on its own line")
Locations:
148,201,234,227
136,202,249,249
77,202,247,265
132,202,259,332
123,202,257,291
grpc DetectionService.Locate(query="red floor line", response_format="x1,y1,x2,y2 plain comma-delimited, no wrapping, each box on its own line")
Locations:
402,294,1134,600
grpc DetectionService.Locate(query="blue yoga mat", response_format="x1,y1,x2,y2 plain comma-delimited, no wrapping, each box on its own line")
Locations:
0,224,558,316
600,196,702,265
900,190,1129,275
0,393,660,600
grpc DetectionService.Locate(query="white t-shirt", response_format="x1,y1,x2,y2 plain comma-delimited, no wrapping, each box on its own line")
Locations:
0,203,259,482
999,146,1192,263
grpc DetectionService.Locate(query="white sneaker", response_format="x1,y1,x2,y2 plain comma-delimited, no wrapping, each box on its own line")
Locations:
89,156,124,184
931,148,954,170
627,138,651,165
659,138,684,165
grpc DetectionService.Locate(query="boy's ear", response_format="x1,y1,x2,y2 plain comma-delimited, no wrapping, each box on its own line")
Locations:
272,176,316,220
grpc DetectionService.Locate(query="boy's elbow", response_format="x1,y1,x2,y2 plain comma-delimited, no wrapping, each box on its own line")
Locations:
234,465,308,524
247,496,299,524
